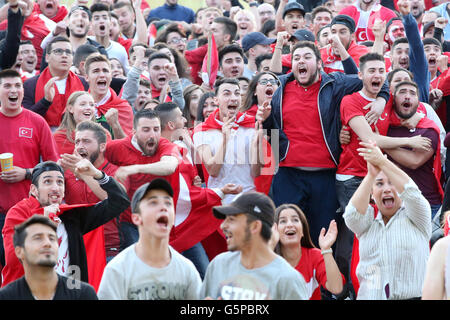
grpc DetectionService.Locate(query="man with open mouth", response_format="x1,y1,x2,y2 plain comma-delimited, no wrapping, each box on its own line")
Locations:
1,159,130,288
98,178,202,300
0,68,59,275
344,141,431,300
258,41,390,300
33,0,67,23
14,41,39,82
384,80,443,219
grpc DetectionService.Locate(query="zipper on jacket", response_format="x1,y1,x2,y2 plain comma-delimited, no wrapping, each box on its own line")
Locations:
317,79,338,166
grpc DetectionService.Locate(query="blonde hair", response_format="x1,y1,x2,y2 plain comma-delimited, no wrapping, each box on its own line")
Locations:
57,91,94,143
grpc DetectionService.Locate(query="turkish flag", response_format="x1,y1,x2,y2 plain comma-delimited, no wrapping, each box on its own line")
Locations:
201,34,219,89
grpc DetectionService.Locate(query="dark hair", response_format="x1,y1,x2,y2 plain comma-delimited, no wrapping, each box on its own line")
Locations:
274,204,316,254
19,40,33,46
255,53,272,71
423,37,443,51
74,44,99,68
154,22,186,45
393,80,419,96
246,213,272,242
391,37,409,51
113,1,134,13
153,42,191,80
359,52,385,72
154,102,180,130
241,71,279,112
214,77,240,95
90,2,111,15
291,41,322,64
147,52,171,67
46,36,71,55
76,120,107,145
13,215,57,248
387,67,413,84
197,91,216,122
260,19,275,36
133,108,160,129
183,84,205,127
311,5,332,21
128,42,149,56
0,69,21,84
31,161,65,187
214,16,238,42
360,40,374,48
219,44,244,66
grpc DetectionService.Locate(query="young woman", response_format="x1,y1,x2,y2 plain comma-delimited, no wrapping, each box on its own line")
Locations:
273,204,344,300
183,84,206,128
53,91,111,154
241,71,279,117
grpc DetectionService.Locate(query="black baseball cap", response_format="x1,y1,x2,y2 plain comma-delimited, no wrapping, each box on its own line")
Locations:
283,2,305,19
242,32,276,52
290,29,315,42
330,14,356,33
31,161,65,186
131,178,174,213
213,192,276,226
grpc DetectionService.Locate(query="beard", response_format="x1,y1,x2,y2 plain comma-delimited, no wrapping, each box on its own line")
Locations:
137,138,159,156
394,103,417,120
296,67,320,87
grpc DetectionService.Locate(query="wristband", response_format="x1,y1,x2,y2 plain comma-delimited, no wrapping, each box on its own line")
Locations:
321,248,333,255
25,168,31,180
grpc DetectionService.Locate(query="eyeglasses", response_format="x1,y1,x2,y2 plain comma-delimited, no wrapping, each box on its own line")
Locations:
168,38,187,44
51,49,74,56
258,79,279,86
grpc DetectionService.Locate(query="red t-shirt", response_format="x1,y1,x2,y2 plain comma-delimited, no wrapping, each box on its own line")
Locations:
0,108,59,213
104,136,181,223
338,91,383,177
281,79,335,168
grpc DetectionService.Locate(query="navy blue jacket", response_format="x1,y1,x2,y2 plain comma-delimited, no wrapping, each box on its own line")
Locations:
263,66,390,167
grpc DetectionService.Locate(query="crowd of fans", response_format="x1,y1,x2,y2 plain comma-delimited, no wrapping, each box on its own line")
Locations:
0,0,449,300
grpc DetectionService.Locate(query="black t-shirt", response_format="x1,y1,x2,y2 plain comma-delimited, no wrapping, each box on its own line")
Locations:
0,275,98,300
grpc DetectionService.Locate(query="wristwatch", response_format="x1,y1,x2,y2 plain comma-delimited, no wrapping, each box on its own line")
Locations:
25,168,31,180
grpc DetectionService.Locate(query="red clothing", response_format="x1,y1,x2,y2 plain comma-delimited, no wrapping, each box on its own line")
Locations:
339,4,397,43
245,104,258,117
35,68,86,127
53,127,112,155
32,3,68,23
431,69,449,128
321,41,369,74
295,247,344,300
95,88,134,137
64,159,121,290
0,13,55,70
338,91,386,176
280,79,335,168
117,37,132,57
104,136,181,224
185,44,208,85
0,108,59,213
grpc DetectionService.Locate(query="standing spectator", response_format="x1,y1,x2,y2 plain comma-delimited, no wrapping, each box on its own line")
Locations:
0,69,59,272
219,44,246,79
1,159,130,287
200,191,309,300
320,14,369,73
104,109,180,250
22,36,88,130
258,41,389,247
14,41,39,81
147,0,195,24
241,32,275,79
0,215,98,300
344,141,431,300
32,0,68,23
89,3,129,74
339,0,397,43
0,2,25,71
97,179,202,299
240,71,279,117
193,78,265,204
273,204,344,300
113,1,136,40
84,53,134,139
182,84,205,128
429,2,450,41
196,91,218,125
310,6,332,38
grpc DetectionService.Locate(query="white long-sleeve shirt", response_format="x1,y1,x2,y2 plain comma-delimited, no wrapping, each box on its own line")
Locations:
344,179,431,300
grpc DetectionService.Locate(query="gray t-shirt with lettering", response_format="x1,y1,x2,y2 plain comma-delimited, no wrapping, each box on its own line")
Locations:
97,244,201,300
200,251,309,300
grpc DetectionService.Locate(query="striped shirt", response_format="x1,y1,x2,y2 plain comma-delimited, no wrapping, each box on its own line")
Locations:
344,179,431,300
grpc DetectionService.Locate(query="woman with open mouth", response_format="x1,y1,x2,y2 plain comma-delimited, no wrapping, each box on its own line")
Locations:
53,91,111,155
272,204,344,300
240,71,280,117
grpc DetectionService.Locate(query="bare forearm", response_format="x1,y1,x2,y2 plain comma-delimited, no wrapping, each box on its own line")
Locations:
129,158,178,176
323,254,344,295
270,47,283,74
